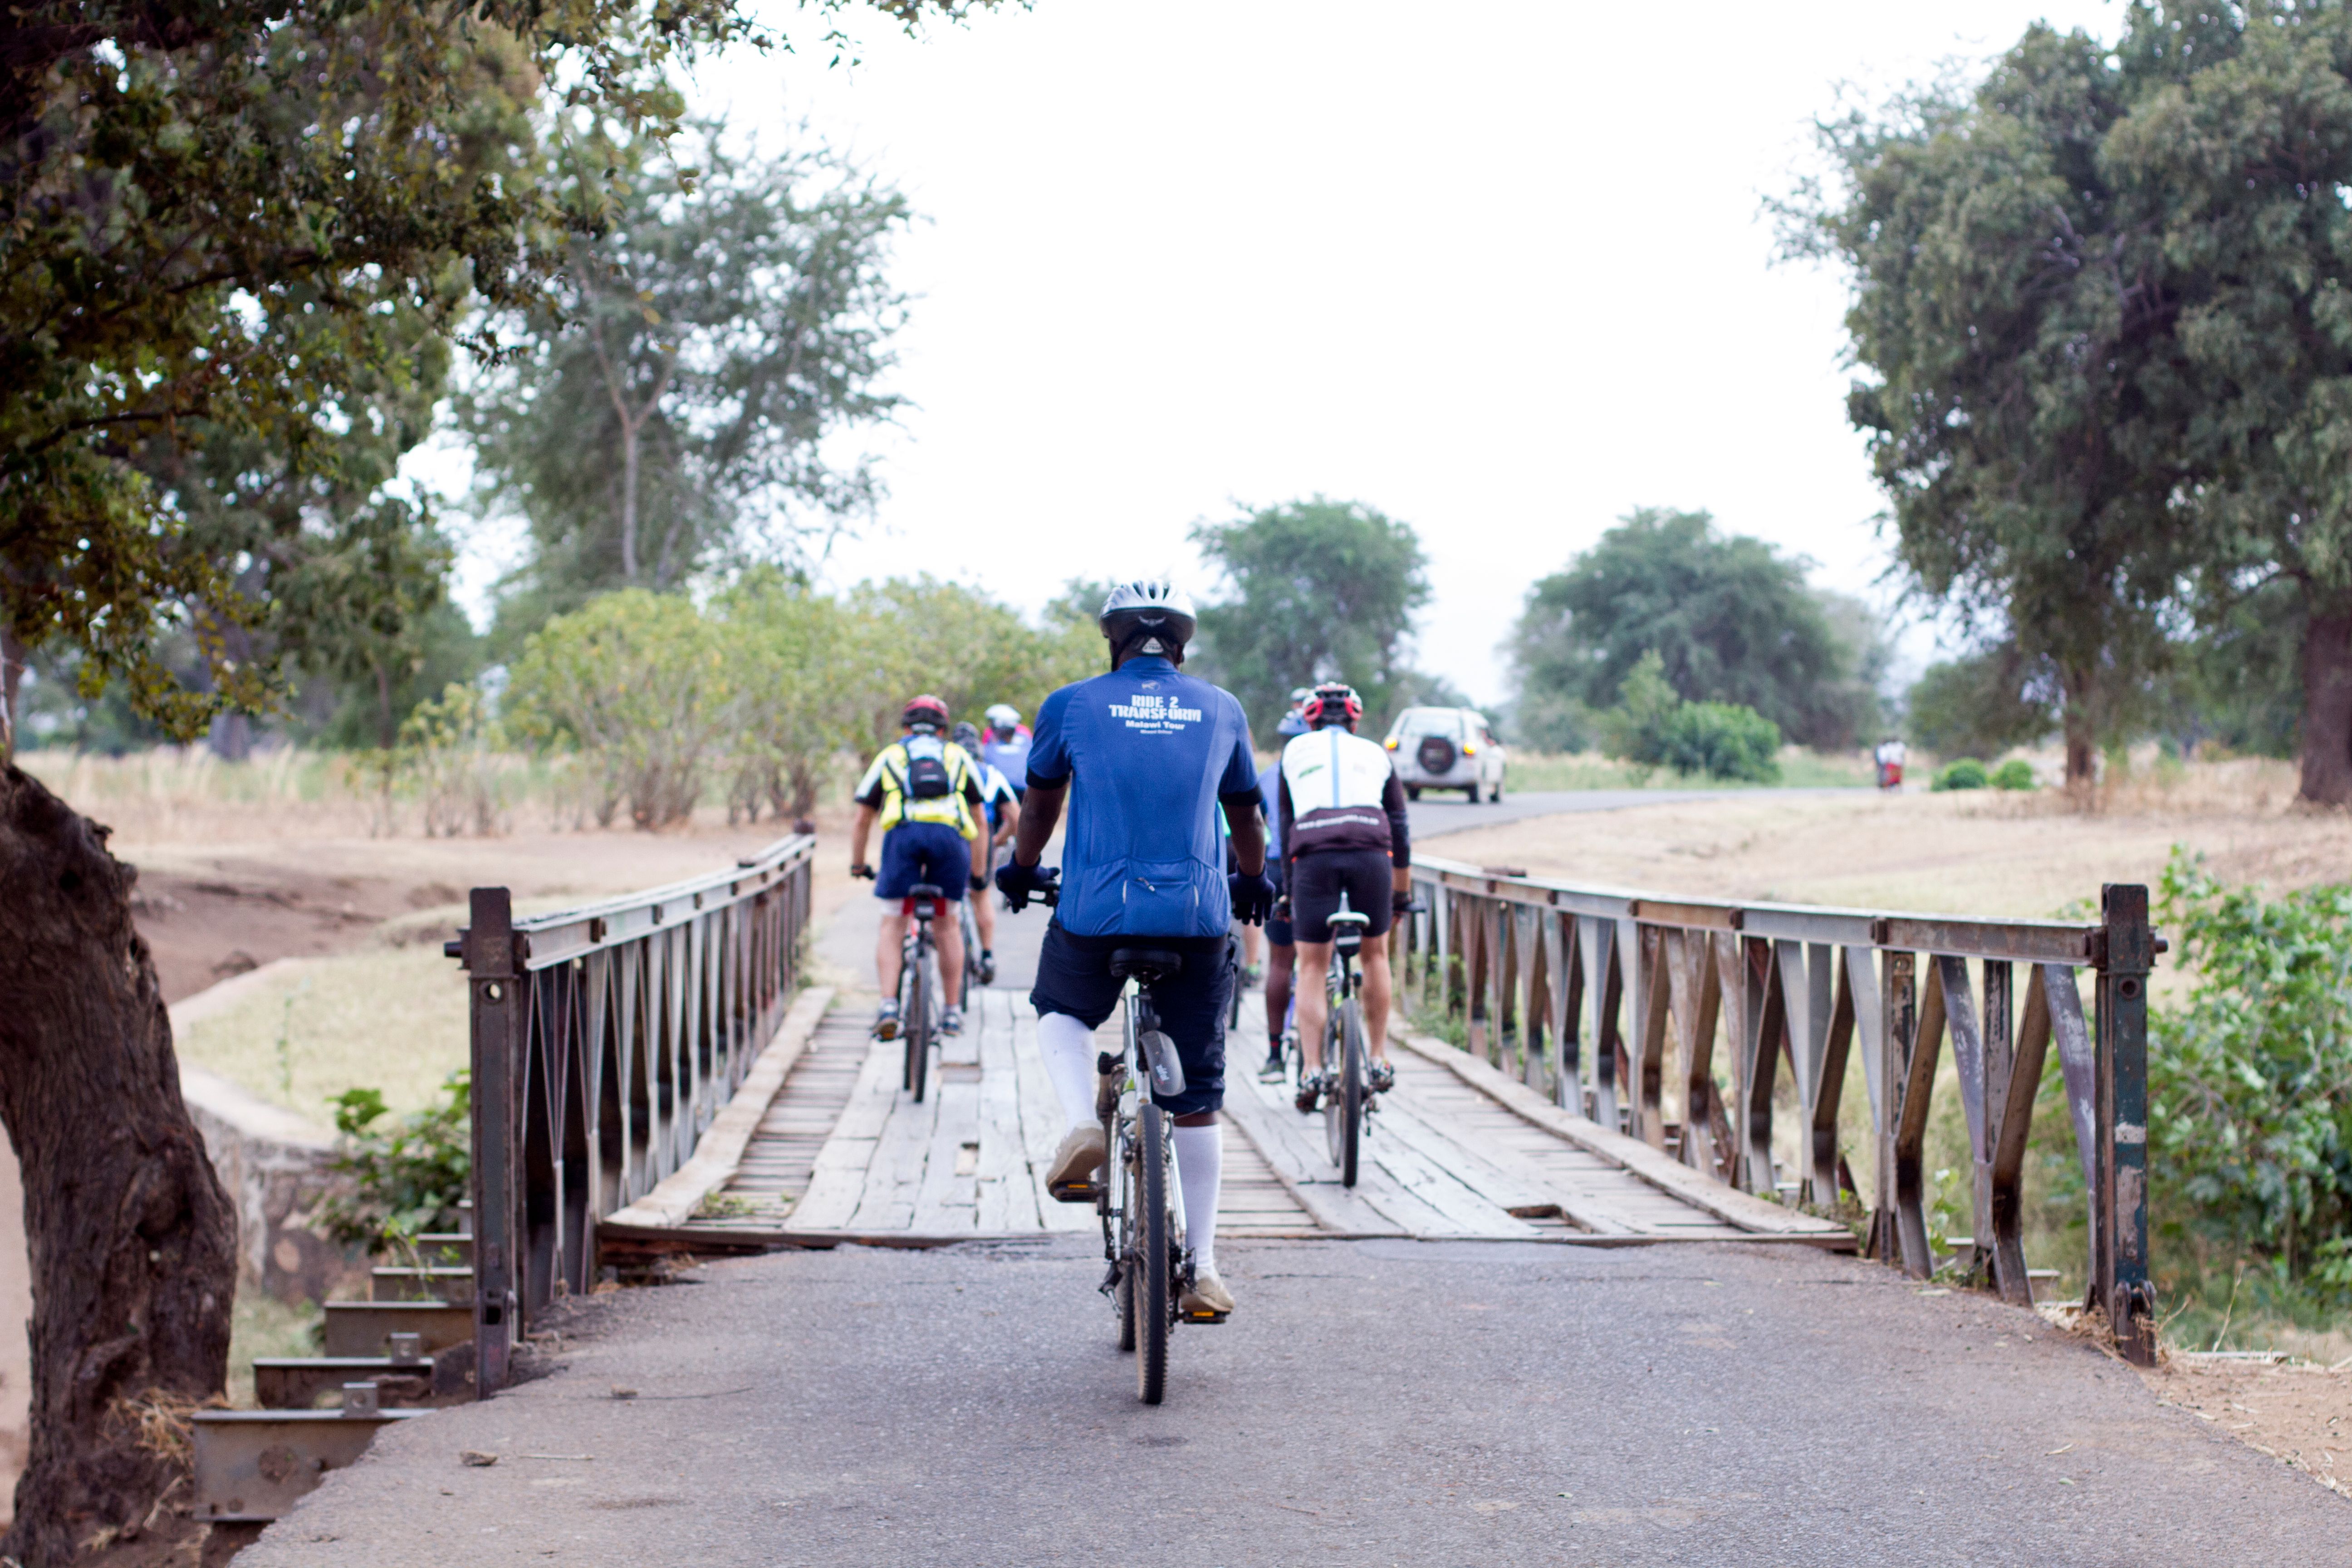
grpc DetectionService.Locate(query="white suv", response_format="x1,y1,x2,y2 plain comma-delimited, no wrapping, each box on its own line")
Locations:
1384,707,1506,802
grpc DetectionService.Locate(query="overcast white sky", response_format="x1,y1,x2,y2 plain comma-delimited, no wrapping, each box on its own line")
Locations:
445,0,2122,706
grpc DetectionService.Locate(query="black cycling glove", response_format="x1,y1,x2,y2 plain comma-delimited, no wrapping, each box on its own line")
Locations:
1392,888,1416,916
995,860,1059,912
1229,868,1277,925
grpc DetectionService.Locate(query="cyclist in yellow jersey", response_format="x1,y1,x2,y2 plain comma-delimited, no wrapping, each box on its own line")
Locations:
849,695,991,1038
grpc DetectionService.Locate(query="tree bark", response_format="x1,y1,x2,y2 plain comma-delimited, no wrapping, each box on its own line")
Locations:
0,622,24,762
2060,683,2098,804
2299,610,2352,806
0,765,236,1564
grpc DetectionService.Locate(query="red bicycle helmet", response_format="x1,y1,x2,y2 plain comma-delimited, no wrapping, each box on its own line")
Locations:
902,694,950,732
1301,682,1363,730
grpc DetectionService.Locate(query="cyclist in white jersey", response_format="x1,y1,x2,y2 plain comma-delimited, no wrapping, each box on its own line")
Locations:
1278,681,1411,1110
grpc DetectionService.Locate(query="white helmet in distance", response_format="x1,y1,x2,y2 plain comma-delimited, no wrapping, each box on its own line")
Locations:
984,702,1021,728
1098,580,1197,659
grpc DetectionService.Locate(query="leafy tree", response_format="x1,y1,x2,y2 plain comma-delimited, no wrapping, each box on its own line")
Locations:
470,123,912,617
1660,702,1782,784
845,576,1098,745
1904,646,2057,760
1509,507,1872,750
1190,497,1433,735
0,4,984,1548
713,572,879,821
2097,5,2352,802
505,591,734,829
1780,22,2220,794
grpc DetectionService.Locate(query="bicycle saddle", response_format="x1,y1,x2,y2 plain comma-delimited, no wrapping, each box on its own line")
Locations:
906,882,944,901
1325,909,1372,927
1109,948,1183,983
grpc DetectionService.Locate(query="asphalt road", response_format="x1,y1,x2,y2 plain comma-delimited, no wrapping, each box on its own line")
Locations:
241,1236,2348,1566
1405,785,1859,843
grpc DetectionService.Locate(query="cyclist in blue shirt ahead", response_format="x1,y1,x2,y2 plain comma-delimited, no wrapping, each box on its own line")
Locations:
996,581,1273,1319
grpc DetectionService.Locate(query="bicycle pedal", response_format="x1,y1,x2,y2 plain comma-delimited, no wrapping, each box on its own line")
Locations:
1048,1179,1098,1204
1182,1308,1230,1324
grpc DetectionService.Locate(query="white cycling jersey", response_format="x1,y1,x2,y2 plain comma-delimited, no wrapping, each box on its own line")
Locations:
1279,727,1408,861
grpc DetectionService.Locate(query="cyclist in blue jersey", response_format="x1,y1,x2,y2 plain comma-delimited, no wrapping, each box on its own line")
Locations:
996,581,1272,1318
981,703,1032,800
953,720,1021,983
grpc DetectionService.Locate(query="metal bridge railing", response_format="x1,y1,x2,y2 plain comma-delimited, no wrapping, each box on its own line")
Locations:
1401,854,2160,1362
449,834,817,1391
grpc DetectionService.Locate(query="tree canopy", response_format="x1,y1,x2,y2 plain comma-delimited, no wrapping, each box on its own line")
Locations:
468,122,911,629
1784,2,2352,800
1508,507,1881,750
1189,497,1438,736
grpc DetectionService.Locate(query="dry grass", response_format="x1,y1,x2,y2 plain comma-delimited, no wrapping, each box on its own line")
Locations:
174,944,470,1124
1426,758,2339,919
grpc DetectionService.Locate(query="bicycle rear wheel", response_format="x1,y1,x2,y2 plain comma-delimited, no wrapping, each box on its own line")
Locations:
905,942,931,1102
1134,1102,1172,1404
1325,997,1364,1186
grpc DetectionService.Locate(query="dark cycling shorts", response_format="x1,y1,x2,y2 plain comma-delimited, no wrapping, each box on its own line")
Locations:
876,822,970,901
1289,849,1394,944
1031,926,1232,1118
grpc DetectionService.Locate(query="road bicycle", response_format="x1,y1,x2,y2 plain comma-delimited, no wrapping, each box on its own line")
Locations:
1030,882,1224,1405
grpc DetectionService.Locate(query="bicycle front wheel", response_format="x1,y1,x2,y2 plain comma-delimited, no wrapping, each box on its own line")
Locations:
1135,1102,1172,1405
1326,998,1364,1186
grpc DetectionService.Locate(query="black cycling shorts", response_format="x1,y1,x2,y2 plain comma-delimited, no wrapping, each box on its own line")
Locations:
1030,926,1232,1118
1289,849,1394,944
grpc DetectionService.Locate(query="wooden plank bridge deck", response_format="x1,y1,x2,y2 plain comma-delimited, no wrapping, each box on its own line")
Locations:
621,986,1850,1253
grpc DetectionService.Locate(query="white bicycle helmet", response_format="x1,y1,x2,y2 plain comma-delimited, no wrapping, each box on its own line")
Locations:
985,702,1020,729
1098,580,1197,658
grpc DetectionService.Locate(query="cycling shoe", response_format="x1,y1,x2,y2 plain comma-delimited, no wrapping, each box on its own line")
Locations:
1368,1059,1396,1095
873,1001,901,1040
1293,1071,1324,1115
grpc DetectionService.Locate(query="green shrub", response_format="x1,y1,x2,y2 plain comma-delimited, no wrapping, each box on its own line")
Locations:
1989,757,2037,791
1932,757,1989,791
314,1072,471,1249
1658,701,1782,783
2150,852,2352,1294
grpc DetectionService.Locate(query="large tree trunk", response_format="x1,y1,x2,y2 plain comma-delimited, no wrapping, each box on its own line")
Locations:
2059,680,2098,804
0,765,236,1564
0,623,24,762
2299,610,2352,806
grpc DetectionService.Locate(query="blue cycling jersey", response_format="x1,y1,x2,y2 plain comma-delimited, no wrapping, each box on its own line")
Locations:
1025,657,1259,938
981,732,1031,791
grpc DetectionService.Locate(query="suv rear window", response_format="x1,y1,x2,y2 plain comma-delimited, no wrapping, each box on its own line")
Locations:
1397,710,1461,739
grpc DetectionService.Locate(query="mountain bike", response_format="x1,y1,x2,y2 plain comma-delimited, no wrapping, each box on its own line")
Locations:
1026,881,1223,1404
895,883,945,1102
1097,946,1226,1404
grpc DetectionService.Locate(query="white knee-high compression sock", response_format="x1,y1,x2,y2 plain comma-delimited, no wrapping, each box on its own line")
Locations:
1035,1010,1100,1130
1173,1122,1223,1274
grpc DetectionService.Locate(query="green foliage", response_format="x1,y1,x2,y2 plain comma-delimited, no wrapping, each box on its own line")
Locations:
505,592,734,828
1931,758,1989,792
469,121,913,610
503,577,1088,828
1509,507,1879,750
1593,651,1781,782
1190,497,1436,736
1784,5,2352,796
1593,651,1681,779
2150,851,2352,1292
1989,758,2038,792
1904,648,2055,760
395,683,512,837
315,1073,471,1249
1658,702,1782,784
